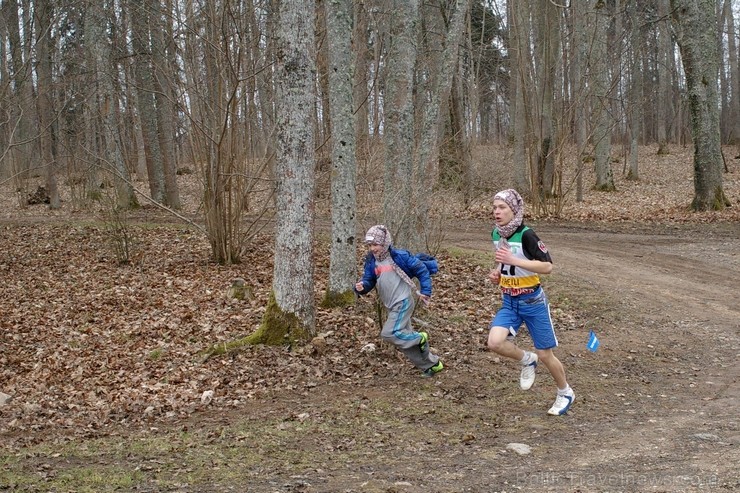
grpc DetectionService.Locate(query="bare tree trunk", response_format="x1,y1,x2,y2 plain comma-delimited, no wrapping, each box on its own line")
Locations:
446,70,473,207
509,0,531,196
119,11,148,183
533,0,559,199
260,0,317,340
2,0,36,195
626,1,643,182
671,0,729,210
86,0,137,208
0,13,8,178
34,0,60,209
315,0,331,167
149,0,180,209
571,0,588,202
254,0,278,183
723,0,740,156
353,1,370,166
656,0,673,152
383,0,418,247
371,25,382,141
412,0,469,250
130,0,165,203
244,0,271,161
590,0,615,191
323,0,358,307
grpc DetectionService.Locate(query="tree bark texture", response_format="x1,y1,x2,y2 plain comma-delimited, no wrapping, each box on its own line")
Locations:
411,0,469,250
671,0,728,210
149,0,181,209
323,0,358,305
533,0,559,199
130,0,166,203
509,0,531,196
590,0,615,191
269,0,318,336
86,0,137,209
382,0,419,248
34,0,60,209
722,0,740,153
1,0,36,189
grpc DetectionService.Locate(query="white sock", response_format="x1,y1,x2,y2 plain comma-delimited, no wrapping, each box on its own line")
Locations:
558,385,572,395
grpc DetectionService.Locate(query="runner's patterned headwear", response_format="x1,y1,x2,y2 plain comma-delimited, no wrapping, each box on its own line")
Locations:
364,225,418,291
494,189,524,239
365,225,392,252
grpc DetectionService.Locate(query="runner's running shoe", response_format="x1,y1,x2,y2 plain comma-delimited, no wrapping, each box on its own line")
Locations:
422,360,444,377
547,388,575,415
418,331,429,353
520,353,538,390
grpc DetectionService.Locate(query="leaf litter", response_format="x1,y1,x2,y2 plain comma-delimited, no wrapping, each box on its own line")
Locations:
0,144,738,491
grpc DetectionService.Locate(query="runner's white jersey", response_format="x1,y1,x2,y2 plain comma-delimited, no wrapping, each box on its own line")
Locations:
492,225,552,292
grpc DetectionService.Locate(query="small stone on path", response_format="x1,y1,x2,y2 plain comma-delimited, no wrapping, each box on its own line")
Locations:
506,442,532,455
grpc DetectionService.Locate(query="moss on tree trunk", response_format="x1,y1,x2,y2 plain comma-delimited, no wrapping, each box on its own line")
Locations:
199,291,312,361
593,182,616,192
320,289,356,308
690,186,730,211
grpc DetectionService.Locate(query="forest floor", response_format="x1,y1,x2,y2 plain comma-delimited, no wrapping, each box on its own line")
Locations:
1,146,740,492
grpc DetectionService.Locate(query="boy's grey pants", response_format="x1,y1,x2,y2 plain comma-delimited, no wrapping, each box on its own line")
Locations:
381,297,440,371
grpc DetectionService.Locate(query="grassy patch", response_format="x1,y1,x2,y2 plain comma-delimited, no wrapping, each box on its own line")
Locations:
1,379,552,491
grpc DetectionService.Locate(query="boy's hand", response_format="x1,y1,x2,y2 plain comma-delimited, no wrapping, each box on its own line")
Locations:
489,269,501,284
494,246,514,265
419,294,431,306
355,281,364,291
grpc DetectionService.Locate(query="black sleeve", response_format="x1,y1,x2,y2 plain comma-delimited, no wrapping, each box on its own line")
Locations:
522,229,553,263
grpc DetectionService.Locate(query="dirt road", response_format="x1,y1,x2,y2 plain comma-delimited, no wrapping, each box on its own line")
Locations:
440,220,740,492
1,218,738,492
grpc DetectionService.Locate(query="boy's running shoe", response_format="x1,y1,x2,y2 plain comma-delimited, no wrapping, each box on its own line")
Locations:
520,353,538,390
547,388,575,415
422,360,444,377
418,331,429,352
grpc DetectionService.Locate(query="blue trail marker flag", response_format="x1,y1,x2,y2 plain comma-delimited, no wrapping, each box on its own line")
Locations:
587,330,600,352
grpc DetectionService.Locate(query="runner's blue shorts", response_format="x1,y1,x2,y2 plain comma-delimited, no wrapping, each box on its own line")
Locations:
489,287,558,350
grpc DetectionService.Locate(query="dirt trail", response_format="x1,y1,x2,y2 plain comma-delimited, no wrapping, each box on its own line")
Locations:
444,220,740,491
2,216,738,492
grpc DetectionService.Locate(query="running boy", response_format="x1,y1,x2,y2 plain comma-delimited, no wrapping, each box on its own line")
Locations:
354,225,444,377
487,189,575,415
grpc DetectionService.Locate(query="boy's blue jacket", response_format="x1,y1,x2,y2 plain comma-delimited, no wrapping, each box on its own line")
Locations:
355,247,432,296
